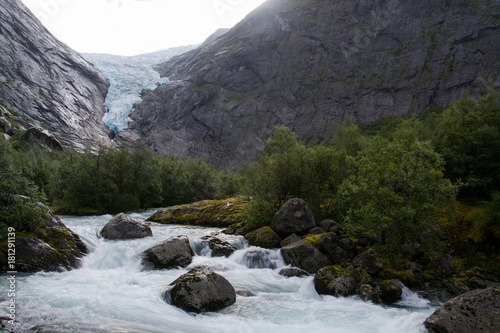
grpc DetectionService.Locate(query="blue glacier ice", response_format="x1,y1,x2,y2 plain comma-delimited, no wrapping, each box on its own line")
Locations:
83,46,196,133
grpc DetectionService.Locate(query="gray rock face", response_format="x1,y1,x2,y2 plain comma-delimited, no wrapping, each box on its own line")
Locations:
280,239,331,273
424,287,500,333
125,0,500,168
101,213,152,240
165,268,236,313
271,198,316,237
0,0,112,151
141,235,194,270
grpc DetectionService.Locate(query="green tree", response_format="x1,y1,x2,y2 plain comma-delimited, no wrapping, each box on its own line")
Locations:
339,135,458,253
0,140,47,238
433,92,500,200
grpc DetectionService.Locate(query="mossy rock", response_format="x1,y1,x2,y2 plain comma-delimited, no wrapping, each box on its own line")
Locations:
245,226,282,249
147,197,251,227
379,280,403,303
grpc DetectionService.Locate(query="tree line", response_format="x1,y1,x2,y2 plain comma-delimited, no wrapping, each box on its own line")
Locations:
1,92,499,262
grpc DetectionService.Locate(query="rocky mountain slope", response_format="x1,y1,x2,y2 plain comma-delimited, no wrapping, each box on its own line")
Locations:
0,0,112,151
126,0,500,168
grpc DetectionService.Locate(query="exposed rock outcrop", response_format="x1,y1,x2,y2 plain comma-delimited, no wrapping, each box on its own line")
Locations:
424,286,500,333
0,0,112,151
0,204,87,272
101,213,152,240
165,268,236,313
141,235,194,270
125,0,500,168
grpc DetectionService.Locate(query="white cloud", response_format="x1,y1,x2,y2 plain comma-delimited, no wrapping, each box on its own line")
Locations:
21,0,267,55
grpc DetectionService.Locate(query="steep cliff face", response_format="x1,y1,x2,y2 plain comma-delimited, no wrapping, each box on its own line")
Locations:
128,0,500,168
0,0,112,150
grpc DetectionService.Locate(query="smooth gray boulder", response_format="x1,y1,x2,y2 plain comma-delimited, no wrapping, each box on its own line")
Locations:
101,213,152,240
165,268,236,313
271,198,316,237
141,235,194,270
424,287,500,333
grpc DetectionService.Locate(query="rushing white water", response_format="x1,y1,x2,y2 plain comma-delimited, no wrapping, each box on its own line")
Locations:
0,211,436,333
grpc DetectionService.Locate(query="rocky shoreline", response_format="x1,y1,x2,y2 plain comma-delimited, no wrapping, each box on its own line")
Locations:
3,197,498,331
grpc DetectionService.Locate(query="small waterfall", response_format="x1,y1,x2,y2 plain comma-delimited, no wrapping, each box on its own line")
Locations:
230,247,286,269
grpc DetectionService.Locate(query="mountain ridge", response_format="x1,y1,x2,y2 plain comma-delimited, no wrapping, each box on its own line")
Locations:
0,0,113,151
125,0,500,168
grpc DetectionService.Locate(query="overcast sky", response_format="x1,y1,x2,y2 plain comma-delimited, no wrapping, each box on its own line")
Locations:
21,0,267,56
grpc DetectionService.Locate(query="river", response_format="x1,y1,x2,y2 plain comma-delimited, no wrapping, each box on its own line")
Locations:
1,210,436,332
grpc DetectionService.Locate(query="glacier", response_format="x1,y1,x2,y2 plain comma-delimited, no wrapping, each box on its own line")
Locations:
83,46,196,133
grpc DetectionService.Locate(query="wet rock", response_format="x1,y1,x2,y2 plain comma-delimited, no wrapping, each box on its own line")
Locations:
379,280,403,304
165,268,236,313
199,235,237,257
242,250,278,269
101,213,152,240
142,235,194,270
236,289,256,297
280,239,331,274
270,198,316,237
245,226,282,249
358,284,380,303
424,287,500,333
279,267,310,278
314,265,358,297
353,248,383,276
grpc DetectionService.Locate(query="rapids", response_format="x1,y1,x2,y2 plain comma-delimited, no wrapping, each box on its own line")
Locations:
0,210,437,332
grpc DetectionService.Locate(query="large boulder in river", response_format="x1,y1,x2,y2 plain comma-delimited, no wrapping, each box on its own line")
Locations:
245,226,282,249
280,239,330,273
101,213,152,240
165,268,236,313
314,265,372,297
424,286,500,333
271,198,316,237
141,235,194,270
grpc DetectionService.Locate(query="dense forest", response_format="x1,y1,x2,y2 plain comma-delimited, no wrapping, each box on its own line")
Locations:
1,92,499,275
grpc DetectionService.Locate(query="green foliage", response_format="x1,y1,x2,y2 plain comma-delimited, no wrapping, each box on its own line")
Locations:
0,140,47,238
242,125,345,220
433,92,500,200
338,135,458,253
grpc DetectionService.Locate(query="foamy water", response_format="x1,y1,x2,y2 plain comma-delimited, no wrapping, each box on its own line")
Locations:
0,211,436,332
